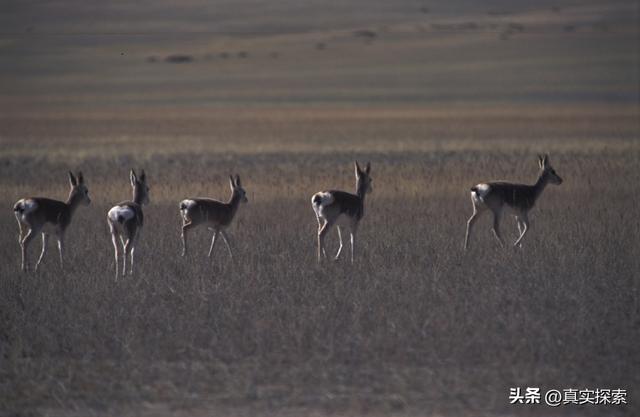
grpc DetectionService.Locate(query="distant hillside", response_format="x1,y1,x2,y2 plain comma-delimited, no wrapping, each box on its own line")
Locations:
0,0,637,112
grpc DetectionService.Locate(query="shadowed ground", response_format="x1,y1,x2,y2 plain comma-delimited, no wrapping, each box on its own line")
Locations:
0,1,638,416
0,108,638,416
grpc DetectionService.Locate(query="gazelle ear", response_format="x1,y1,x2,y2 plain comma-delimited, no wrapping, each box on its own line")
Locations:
130,169,137,186
77,171,84,184
542,154,549,167
235,174,241,187
354,161,362,177
140,169,146,182
537,155,544,169
229,175,236,189
365,162,371,175
68,171,77,187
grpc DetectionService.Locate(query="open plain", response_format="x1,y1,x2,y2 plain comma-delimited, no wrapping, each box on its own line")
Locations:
0,1,638,416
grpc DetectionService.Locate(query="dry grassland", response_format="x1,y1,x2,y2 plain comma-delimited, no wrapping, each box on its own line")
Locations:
0,107,638,416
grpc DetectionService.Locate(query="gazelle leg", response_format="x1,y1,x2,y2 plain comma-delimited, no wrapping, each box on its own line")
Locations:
181,222,194,257
350,231,356,264
464,209,480,250
129,240,135,275
126,229,138,275
514,216,523,248
123,239,131,276
491,210,504,247
208,230,219,257
316,222,322,261
15,216,24,244
317,220,333,262
334,226,344,260
219,230,233,260
35,233,48,272
111,232,120,279
514,214,529,247
20,228,36,272
57,234,64,269
316,218,328,258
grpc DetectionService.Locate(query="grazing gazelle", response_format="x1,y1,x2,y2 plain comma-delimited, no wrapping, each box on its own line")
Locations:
464,154,563,250
312,161,372,263
13,171,91,272
179,175,248,261
107,169,149,278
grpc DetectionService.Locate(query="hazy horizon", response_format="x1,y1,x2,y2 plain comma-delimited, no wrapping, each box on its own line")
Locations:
1,0,637,113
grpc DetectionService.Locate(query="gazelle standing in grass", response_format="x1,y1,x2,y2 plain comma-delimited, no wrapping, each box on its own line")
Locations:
464,154,563,250
179,175,248,261
107,169,149,279
13,171,91,272
312,161,372,263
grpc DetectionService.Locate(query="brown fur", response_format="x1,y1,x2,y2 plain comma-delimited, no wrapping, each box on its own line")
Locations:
180,175,247,259
464,155,562,250
312,161,372,263
107,169,149,278
13,171,90,272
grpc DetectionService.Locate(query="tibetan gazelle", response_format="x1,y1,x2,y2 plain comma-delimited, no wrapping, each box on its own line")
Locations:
464,154,563,250
312,161,372,263
179,175,248,261
107,169,150,278
13,171,91,272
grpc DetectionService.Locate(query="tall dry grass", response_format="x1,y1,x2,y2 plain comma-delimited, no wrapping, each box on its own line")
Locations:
0,109,638,416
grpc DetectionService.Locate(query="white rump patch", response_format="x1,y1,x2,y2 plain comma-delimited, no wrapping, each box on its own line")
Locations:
20,199,38,214
474,184,490,196
180,199,197,221
180,199,196,211
108,205,135,223
471,183,491,203
312,192,334,207
312,192,335,220
15,198,38,223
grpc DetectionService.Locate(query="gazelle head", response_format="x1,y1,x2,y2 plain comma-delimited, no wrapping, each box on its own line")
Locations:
68,171,91,206
538,154,563,185
230,174,248,203
130,169,150,205
355,161,372,194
